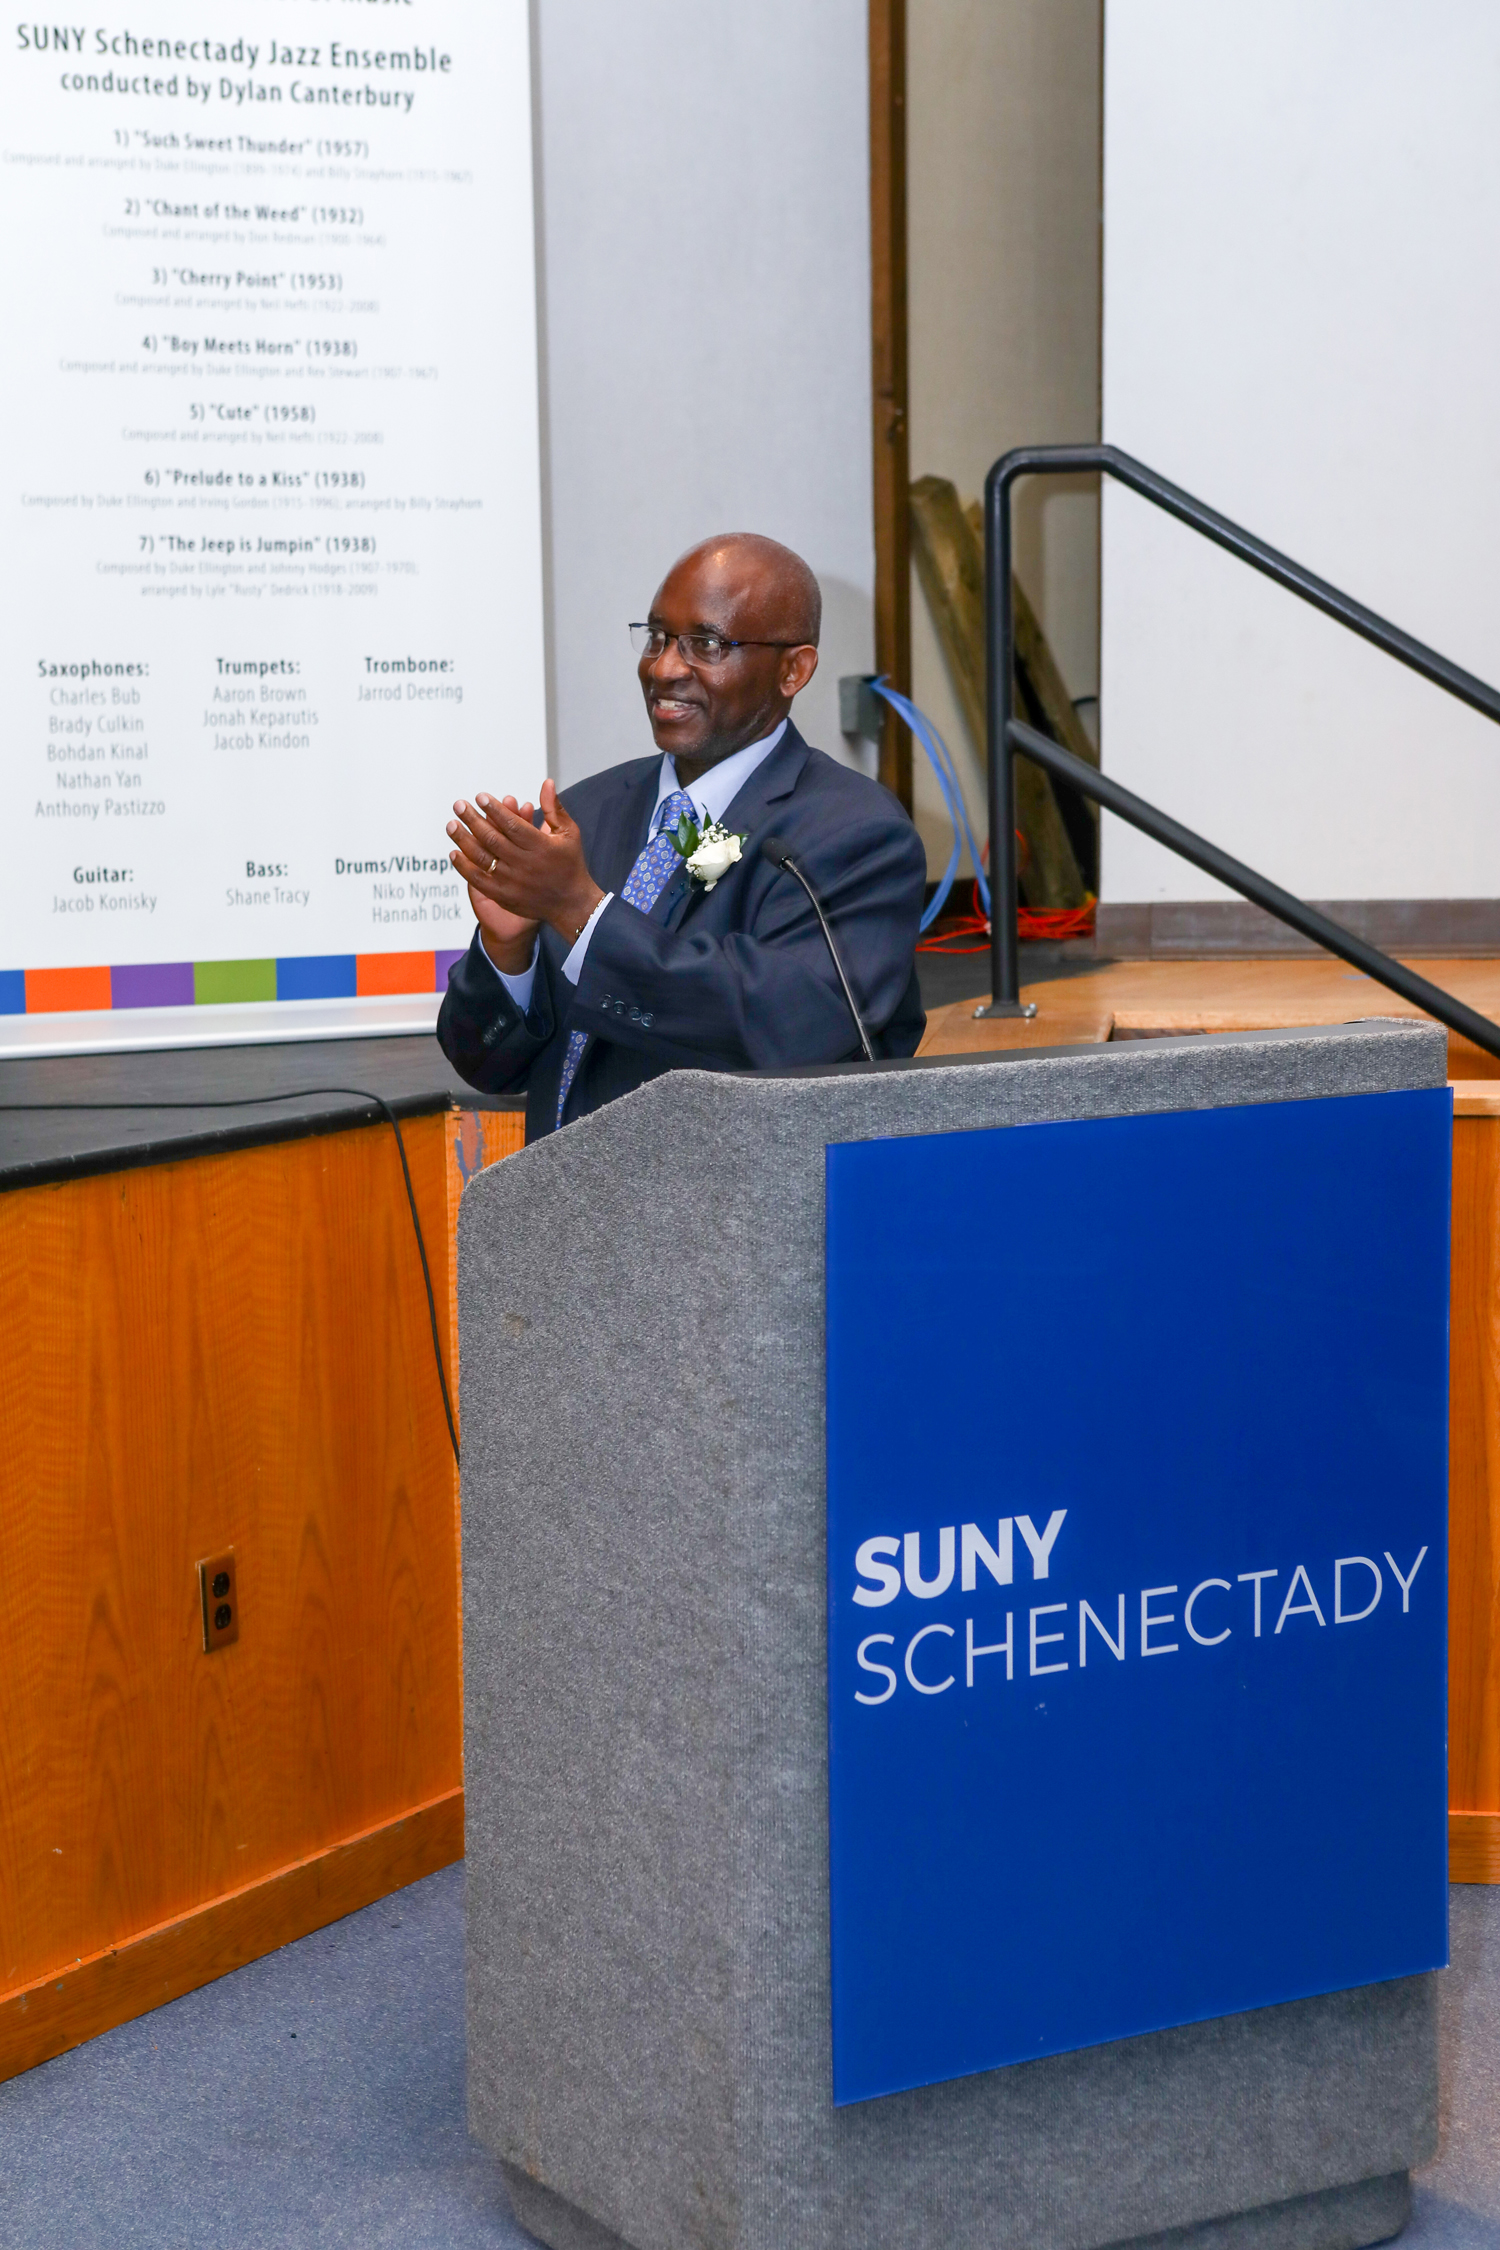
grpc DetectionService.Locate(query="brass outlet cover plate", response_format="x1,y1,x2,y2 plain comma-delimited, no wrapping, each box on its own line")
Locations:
198,1549,239,1652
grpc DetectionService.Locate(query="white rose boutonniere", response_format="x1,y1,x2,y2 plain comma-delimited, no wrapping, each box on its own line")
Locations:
668,810,748,892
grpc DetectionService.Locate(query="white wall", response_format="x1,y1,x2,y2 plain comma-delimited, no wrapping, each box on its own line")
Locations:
532,0,874,791
1102,0,1500,908
908,0,1102,873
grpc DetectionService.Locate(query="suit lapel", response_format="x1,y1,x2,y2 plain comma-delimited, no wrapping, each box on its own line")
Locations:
661,725,811,931
720,722,809,831
561,760,659,1107
588,759,660,893
657,866,693,928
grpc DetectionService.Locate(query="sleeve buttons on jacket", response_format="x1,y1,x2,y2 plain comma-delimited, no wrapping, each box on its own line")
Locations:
599,992,645,1024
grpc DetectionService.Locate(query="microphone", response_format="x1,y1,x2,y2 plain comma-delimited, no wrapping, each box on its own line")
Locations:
761,836,876,1063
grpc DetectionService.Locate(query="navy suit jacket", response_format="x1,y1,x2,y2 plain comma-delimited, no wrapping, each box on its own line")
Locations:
436,723,927,1140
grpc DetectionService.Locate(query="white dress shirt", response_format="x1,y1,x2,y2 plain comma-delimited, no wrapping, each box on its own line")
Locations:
482,721,787,1014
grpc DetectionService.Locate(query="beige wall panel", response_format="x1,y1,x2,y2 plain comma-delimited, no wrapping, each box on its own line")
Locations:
907,0,1102,871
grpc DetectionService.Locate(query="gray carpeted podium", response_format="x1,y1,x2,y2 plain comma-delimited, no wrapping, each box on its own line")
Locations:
457,1023,1444,2250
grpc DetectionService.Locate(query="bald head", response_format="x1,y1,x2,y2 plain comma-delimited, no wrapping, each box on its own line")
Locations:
640,533,823,780
665,533,822,647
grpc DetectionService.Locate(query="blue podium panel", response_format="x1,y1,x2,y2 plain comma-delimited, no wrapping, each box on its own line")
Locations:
825,1091,1450,2106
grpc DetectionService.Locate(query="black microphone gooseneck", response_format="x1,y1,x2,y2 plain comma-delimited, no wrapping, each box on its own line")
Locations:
761,835,876,1063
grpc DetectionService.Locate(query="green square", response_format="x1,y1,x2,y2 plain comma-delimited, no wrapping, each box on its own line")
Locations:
194,957,277,1005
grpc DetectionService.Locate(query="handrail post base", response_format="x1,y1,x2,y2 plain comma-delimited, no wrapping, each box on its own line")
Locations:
974,999,1038,1020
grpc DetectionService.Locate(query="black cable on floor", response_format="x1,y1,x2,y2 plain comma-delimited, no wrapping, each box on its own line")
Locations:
0,1088,462,1463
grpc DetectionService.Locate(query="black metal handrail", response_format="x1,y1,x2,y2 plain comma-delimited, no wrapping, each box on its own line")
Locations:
983,442,1500,1061
1008,718,1500,1062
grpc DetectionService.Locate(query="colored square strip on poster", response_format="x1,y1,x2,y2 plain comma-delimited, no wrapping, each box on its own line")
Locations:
22,965,112,1013
113,962,195,1010
0,952,467,1012
194,959,277,1006
824,1091,1451,2105
277,956,357,1002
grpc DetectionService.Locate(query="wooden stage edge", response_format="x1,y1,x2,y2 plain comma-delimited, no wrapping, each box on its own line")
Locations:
1451,1814,1500,1885
914,953,1500,1076
0,1788,464,2084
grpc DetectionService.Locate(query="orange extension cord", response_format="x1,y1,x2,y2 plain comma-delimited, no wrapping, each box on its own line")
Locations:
916,841,1097,955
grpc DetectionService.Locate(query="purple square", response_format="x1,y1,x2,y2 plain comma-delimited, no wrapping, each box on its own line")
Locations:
111,960,195,1009
435,948,466,988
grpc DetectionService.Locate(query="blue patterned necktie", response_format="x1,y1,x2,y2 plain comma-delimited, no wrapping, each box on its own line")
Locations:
554,788,697,1128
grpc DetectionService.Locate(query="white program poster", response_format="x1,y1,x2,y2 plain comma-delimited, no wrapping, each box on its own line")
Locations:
1,0,543,1027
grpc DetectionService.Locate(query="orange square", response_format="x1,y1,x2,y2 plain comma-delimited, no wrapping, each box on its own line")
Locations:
356,950,436,997
25,965,113,1013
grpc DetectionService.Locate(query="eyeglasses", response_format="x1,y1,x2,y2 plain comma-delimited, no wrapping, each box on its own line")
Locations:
629,623,805,668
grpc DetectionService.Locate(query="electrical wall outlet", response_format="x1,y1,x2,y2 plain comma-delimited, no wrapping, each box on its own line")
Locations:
198,1550,240,1653
838,674,885,742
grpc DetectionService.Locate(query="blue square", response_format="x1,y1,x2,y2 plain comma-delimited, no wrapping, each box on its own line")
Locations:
825,1091,1450,2105
276,954,357,1002
0,969,24,1014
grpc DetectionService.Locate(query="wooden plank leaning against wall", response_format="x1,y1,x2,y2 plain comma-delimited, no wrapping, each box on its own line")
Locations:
0,1102,521,2083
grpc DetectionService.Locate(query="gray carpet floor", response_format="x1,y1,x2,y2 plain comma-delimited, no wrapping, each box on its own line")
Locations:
1,1869,1496,2249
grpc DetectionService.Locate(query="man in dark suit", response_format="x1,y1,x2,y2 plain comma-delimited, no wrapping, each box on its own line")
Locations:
438,532,926,1140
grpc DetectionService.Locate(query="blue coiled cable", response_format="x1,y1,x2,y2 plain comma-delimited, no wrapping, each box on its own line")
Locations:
868,678,990,931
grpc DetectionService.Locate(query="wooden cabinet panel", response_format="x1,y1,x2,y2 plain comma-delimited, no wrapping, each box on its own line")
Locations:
0,1115,473,2005
1450,1109,1500,1822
